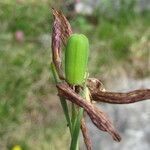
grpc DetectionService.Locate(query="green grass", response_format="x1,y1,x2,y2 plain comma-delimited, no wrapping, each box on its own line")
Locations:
111,34,132,60
0,1,149,149
0,41,70,149
0,1,52,37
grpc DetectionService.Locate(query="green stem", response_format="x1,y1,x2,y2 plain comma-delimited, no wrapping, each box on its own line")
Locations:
70,83,89,150
71,103,76,127
51,63,89,150
70,108,83,150
51,63,72,134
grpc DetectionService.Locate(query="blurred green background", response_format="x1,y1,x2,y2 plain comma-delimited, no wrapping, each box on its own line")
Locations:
0,0,149,149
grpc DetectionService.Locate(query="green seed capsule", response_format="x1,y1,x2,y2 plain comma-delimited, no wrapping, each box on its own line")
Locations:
65,34,89,85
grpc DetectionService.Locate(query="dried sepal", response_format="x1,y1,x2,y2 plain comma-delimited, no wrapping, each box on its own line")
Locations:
87,78,150,104
87,78,105,92
56,82,121,142
51,8,73,79
52,8,72,45
52,8,63,79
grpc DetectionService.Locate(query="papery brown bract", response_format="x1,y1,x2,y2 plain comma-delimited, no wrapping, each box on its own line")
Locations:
51,8,73,79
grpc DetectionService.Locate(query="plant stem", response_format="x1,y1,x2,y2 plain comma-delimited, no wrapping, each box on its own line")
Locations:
70,82,89,150
51,63,90,149
71,103,76,128
70,107,84,150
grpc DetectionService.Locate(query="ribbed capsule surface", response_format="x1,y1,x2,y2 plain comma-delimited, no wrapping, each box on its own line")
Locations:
65,34,89,85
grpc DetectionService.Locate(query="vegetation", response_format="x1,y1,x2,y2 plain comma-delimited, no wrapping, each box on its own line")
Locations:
0,0,149,149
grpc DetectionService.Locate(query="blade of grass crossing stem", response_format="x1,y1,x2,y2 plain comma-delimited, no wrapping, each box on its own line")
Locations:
51,63,72,134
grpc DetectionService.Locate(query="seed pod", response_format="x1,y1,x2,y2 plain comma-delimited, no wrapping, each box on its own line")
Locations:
65,34,89,85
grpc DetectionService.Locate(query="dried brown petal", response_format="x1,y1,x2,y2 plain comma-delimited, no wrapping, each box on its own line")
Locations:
87,78,150,104
57,82,121,142
87,78,105,92
52,8,72,45
52,8,63,78
51,8,73,79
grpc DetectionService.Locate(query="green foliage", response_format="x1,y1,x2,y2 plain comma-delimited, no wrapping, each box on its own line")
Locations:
0,43,46,127
95,0,136,24
0,2,51,37
71,16,94,35
97,21,117,40
111,34,132,60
